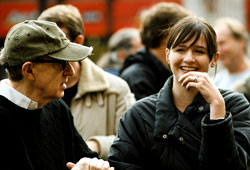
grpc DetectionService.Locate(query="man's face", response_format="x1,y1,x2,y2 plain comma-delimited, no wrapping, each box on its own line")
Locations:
60,27,81,88
215,24,244,69
31,57,74,101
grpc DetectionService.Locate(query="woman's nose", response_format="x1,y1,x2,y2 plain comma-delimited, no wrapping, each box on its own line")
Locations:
183,50,195,63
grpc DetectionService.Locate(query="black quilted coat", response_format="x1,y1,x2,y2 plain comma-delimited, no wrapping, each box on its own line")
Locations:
108,77,250,170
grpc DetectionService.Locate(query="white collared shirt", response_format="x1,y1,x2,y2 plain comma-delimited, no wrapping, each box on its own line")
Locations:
0,79,38,110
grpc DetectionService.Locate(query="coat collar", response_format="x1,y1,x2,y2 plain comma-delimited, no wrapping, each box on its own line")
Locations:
75,58,109,98
121,48,169,76
154,76,209,139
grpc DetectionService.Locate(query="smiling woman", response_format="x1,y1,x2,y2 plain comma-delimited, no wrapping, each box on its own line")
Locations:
166,34,213,85
165,17,222,116
108,16,250,170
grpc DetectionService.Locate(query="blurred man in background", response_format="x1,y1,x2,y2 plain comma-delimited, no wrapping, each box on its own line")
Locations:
97,28,143,76
214,17,250,90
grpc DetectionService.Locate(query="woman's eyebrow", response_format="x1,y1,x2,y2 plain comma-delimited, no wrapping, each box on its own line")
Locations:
176,44,187,48
194,45,207,49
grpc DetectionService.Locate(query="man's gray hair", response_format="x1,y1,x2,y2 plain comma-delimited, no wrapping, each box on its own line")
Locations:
108,28,140,52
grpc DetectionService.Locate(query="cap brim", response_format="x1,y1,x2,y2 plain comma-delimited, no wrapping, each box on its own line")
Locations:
48,42,93,61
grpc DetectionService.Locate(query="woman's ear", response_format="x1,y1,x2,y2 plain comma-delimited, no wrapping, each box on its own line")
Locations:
165,48,170,64
22,62,35,80
211,52,220,67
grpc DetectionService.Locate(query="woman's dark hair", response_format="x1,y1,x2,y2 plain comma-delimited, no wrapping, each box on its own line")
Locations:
166,16,217,61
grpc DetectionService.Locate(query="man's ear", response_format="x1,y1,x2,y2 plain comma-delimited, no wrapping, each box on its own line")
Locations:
22,62,35,80
74,34,84,45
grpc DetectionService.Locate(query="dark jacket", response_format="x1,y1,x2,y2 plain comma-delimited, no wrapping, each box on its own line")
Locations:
120,48,172,100
108,77,250,170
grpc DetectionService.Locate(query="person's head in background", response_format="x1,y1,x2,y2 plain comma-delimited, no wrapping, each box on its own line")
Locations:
38,4,84,89
108,28,143,62
214,17,250,73
139,2,192,66
97,27,143,75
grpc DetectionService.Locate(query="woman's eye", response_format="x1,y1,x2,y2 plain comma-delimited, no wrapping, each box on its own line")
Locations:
176,48,184,52
195,50,205,54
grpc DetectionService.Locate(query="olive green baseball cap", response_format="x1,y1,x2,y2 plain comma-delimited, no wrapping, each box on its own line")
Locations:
1,20,92,67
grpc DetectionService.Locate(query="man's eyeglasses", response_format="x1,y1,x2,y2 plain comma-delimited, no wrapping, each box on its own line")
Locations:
31,59,69,70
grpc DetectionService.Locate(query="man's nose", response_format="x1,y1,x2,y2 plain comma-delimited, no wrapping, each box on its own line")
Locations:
63,62,75,76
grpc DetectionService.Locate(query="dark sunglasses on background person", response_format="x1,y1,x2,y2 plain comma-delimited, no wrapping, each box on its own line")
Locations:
31,59,69,70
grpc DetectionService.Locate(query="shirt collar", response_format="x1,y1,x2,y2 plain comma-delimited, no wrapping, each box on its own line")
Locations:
0,79,38,110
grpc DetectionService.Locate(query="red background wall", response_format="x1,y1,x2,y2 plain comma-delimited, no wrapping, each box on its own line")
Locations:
0,0,182,38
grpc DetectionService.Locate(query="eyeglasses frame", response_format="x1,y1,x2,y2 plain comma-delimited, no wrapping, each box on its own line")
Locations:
30,59,69,70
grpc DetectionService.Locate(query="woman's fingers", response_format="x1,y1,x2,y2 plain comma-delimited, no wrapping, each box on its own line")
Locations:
67,158,113,170
178,72,203,90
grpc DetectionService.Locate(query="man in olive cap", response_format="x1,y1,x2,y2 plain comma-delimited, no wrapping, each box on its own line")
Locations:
0,20,113,170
